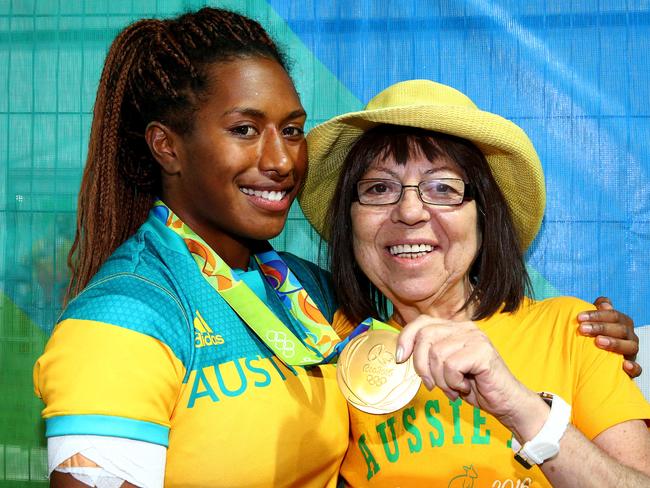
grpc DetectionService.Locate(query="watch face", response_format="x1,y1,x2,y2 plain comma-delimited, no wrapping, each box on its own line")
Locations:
337,329,421,414
517,440,560,468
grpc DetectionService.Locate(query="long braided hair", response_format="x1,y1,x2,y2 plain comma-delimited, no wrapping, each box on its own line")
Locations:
66,7,289,303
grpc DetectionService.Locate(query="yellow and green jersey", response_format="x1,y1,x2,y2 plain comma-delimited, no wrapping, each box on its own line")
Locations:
34,209,349,487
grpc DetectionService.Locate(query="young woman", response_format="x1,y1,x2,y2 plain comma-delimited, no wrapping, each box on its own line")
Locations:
34,8,640,488
34,8,348,488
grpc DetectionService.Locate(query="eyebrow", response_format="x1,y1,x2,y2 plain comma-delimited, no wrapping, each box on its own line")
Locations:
222,107,307,121
369,167,441,178
285,109,307,120
370,167,401,179
222,107,265,118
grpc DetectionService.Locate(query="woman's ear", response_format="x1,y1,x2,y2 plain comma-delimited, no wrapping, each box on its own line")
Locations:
145,121,182,175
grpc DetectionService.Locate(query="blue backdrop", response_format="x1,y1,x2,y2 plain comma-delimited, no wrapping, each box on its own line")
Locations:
268,0,650,325
0,0,648,484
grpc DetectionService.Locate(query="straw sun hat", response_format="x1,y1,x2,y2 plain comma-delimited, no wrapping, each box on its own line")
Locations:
299,79,545,251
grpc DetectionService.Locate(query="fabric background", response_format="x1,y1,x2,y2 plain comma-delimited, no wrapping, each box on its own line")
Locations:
0,0,648,484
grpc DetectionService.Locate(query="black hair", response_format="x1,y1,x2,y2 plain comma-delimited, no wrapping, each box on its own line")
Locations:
327,124,530,323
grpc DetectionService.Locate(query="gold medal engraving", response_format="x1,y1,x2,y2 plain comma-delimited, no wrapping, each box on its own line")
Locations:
337,329,421,414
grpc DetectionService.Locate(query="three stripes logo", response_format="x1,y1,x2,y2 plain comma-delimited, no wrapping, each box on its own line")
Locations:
194,310,225,348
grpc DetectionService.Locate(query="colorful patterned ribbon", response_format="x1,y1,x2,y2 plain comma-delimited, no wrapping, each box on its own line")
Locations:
328,317,397,361
254,250,342,358
152,201,342,366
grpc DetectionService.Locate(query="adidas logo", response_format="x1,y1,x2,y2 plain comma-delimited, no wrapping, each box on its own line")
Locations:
194,310,224,348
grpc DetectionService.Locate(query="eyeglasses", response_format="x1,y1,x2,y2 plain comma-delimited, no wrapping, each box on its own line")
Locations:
355,178,475,206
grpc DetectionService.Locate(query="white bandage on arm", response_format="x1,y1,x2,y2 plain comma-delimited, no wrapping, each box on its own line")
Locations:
49,435,166,488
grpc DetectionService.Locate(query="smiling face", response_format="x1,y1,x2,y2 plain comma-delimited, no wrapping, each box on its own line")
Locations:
158,56,307,267
350,152,481,322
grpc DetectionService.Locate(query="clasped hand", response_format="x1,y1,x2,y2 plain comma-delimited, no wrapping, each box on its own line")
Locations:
395,317,548,438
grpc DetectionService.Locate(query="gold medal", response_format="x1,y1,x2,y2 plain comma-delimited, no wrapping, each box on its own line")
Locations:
337,329,421,414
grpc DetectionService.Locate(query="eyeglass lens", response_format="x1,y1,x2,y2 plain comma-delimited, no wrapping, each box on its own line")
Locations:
357,178,467,205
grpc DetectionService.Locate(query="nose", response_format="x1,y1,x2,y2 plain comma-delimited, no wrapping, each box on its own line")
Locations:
391,186,430,225
259,129,293,178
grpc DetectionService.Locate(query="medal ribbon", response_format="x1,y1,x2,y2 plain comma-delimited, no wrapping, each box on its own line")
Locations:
253,250,344,359
255,254,398,357
328,317,397,361
153,201,342,366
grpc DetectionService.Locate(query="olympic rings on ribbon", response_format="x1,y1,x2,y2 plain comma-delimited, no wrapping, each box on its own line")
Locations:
265,330,296,358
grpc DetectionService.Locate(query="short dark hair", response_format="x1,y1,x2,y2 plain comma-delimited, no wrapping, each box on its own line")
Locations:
327,124,531,323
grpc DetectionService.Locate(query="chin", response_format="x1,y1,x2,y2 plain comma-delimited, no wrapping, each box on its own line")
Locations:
249,221,286,241
388,284,440,305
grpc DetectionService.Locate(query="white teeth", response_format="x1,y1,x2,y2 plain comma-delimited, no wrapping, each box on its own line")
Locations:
389,243,433,257
240,188,286,201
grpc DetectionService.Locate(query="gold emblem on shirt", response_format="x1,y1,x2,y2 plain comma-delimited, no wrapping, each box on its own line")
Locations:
194,310,225,348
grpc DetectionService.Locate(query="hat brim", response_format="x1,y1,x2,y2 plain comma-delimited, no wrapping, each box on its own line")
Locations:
299,104,545,251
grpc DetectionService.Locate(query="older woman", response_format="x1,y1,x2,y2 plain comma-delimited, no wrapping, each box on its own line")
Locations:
300,80,650,487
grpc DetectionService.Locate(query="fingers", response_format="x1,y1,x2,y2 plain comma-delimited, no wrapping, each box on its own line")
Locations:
400,320,529,418
582,298,640,366
410,332,436,390
424,333,476,400
396,315,454,363
439,347,476,399
593,296,613,310
579,321,631,339
396,315,430,364
434,337,508,406
578,309,633,330
623,360,643,379
578,305,639,362
404,321,487,401
594,334,639,358
410,333,468,400
408,321,462,392
398,318,473,395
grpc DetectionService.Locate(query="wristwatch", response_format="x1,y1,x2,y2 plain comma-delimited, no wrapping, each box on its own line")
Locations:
511,392,571,469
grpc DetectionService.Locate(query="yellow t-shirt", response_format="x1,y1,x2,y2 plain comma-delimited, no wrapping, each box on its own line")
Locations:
34,214,349,487
339,296,650,488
